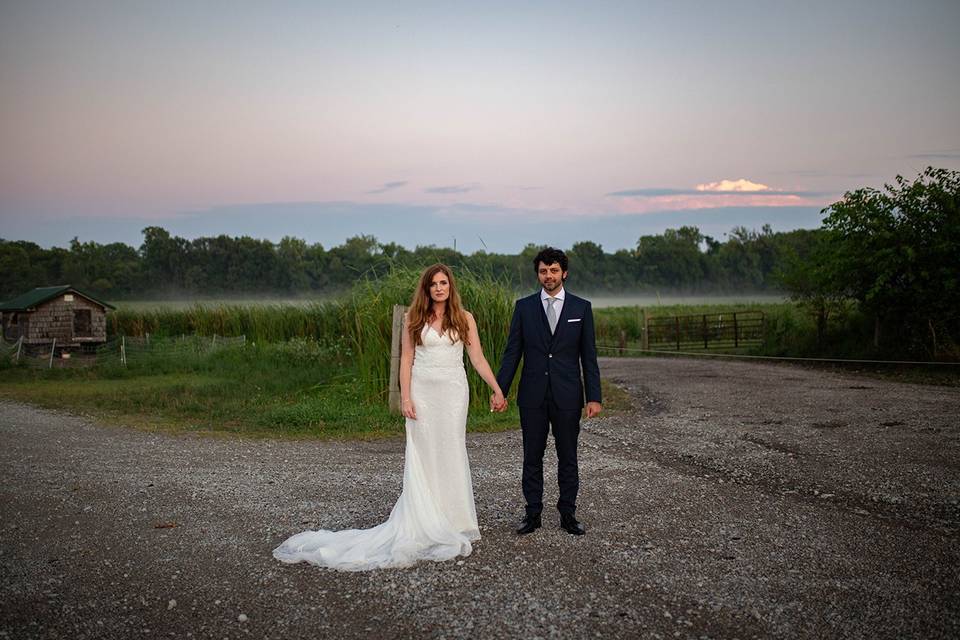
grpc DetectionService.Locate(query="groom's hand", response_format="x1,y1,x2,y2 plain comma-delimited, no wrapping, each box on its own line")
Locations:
585,401,602,419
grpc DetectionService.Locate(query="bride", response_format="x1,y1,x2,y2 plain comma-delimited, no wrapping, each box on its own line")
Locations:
273,264,506,571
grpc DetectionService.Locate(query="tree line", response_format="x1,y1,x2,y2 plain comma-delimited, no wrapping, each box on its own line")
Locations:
2,167,956,358
1,224,817,300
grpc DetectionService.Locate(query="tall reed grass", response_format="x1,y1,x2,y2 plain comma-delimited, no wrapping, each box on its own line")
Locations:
339,266,516,410
109,301,342,344
109,266,518,410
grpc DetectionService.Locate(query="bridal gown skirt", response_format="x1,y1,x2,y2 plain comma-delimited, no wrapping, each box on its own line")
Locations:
273,330,479,571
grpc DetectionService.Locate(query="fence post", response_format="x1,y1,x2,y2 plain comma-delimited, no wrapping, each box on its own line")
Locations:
703,314,708,349
619,330,626,356
15,336,22,362
388,305,407,413
121,335,126,366
733,312,739,348
675,315,681,351
49,338,56,369
641,308,649,351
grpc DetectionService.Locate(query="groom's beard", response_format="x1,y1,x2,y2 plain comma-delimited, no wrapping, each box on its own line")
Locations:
542,279,563,293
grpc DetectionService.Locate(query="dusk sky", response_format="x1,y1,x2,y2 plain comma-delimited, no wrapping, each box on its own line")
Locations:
2,1,958,253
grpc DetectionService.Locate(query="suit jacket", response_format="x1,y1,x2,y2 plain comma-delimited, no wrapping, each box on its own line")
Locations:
496,290,602,410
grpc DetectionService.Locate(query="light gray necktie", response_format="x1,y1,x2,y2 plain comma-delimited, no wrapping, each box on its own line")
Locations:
546,297,558,334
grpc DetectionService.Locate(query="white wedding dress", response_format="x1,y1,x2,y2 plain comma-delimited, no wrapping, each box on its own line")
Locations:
272,325,480,571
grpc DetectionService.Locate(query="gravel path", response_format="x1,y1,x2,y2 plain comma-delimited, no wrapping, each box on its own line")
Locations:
1,357,958,639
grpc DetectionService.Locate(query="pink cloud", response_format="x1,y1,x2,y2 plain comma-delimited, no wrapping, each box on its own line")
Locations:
608,177,826,214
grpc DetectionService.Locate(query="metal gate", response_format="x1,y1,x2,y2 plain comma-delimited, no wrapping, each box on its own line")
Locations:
646,310,765,350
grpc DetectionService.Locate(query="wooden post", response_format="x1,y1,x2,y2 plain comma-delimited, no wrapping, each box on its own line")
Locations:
733,312,739,348
619,330,626,356
121,335,126,366
703,314,708,349
675,315,681,351
927,318,937,360
388,305,407,413
641,308,649,351
49,338,56,369
15,336,22,362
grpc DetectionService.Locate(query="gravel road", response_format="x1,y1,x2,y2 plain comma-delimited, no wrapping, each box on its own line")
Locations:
1,357,958,639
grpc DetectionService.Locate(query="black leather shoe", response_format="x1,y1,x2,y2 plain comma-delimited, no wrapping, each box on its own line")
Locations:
560,513,586,536
516,514,541,535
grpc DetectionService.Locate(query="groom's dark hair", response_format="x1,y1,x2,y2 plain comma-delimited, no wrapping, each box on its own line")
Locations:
533,247,569,273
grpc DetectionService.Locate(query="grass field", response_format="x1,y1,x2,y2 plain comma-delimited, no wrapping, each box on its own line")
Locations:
5,279,952,439
0,337,632,438
1,267,636,439
0,338,507,438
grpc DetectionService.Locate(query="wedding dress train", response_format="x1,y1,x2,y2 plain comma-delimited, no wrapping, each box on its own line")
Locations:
272,326,479,571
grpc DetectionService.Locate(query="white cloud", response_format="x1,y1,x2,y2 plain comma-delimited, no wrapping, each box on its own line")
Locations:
695,179,771,192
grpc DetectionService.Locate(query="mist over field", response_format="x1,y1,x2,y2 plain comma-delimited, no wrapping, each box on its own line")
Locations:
110,291,788,312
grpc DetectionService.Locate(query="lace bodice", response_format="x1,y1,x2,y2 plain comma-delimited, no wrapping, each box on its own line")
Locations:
414,326,464,370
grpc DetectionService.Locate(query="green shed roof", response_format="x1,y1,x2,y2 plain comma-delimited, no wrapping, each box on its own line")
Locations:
0,285,116,312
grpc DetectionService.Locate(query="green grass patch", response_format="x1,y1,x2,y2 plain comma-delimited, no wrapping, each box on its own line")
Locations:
0,339,524,439
0,334,636,438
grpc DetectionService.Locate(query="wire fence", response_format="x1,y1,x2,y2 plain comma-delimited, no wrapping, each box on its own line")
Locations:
5,334,246,369
0,336,24,364
595,343,960,366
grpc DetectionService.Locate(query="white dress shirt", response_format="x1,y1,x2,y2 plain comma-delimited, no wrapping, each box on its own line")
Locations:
540,287,565,320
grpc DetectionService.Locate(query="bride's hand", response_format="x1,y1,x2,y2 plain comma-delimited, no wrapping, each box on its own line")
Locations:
402,399,417,420
490,391,506,412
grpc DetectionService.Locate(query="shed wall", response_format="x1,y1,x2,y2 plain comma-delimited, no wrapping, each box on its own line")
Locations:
24,295,108,345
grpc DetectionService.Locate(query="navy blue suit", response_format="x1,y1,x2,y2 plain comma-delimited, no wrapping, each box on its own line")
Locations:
496,290,602,517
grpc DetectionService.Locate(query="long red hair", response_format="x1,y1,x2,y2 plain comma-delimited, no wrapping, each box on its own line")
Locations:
407,264,471,346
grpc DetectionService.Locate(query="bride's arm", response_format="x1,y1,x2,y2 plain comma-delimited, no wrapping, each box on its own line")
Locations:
464,312,504,403
400,313,416,420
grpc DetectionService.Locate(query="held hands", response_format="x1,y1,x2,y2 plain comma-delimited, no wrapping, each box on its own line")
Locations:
489,391,507,412
585,401,602,419
401,399,417,420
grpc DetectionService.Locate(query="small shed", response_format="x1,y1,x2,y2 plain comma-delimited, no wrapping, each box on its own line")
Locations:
0,285,115,350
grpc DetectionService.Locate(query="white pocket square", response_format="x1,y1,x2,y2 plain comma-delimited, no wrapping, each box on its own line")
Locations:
567,318,582,322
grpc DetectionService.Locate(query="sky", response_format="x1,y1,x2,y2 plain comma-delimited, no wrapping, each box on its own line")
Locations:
1,0,958,253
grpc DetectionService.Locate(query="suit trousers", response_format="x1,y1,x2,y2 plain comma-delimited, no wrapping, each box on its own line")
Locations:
519,387,581,517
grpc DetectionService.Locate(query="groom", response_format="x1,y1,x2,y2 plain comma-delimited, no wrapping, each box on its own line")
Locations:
494,247,602,536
